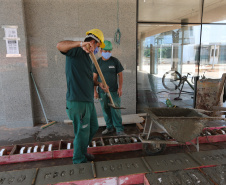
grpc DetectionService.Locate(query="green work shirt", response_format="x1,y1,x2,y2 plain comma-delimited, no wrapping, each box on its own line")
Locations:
93,56,124,93
61,47,94,102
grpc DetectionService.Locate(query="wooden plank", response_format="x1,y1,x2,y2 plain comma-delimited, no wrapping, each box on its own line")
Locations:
98,114,144,127
87,143,142,155
195,109,213,113
213,106,226,111
137,113,147,117
100,137,105,146
198,134,226,144
158,117,226,120
63,114,145,127
136,122,144,131
0,146,14,155
215,73,226,106
54,177,118,185
167,134,226,147
0,152,52,165
53,143,143,158
9,145,17,155
58,140,62,150
41,121,57,129
64,120,73,125
53,149,73,159
0,155,9,165
31,168,39,185
1,132,226,165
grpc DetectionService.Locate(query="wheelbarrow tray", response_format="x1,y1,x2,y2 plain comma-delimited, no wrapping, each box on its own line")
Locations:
145,108,209,142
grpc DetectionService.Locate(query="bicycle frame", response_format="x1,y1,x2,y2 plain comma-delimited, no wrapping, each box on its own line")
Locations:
162,70,198,100
175,73,194,100
183,74,194,90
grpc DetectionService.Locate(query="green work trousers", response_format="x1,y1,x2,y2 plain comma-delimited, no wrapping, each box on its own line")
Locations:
99,92,124,132
66,101,98,164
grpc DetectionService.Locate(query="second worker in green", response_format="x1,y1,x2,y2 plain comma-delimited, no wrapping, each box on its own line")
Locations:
93,40,125,136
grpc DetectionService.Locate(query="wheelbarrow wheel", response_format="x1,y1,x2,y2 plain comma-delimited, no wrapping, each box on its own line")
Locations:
143,133,166,156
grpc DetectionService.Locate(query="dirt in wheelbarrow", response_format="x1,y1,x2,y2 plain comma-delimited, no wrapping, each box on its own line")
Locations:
145,107,212,142
160,118,205,142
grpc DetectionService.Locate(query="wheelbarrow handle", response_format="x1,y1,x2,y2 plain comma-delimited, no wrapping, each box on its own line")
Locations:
144,109,159,120
157,117,226,120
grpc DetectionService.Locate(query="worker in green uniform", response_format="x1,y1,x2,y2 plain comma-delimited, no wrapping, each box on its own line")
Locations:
93,40,125,136
57,29,108,164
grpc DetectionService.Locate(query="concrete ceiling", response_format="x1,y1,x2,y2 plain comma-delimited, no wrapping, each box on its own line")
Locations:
138,0,226,38
139,0,202,22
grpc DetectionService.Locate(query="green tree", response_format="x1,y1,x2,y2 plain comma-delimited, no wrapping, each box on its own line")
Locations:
144,48,150,57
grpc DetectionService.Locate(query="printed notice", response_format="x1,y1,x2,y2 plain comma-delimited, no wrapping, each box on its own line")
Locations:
4,27,18,38
6,40,19,54
2,26,21,57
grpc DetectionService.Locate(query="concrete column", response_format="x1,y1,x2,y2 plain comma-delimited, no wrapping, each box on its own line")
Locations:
0,0,33,127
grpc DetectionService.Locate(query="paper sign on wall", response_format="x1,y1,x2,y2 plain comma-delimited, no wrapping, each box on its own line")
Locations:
6,39,19,55
4,27,18,38
2,26,21,57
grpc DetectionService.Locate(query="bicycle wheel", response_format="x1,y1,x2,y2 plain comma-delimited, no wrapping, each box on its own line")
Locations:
162,70,182,91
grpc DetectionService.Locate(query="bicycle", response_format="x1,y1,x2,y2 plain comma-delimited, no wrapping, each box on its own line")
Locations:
162,71,194,100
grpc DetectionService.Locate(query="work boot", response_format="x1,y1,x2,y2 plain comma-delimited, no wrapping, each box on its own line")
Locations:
116,131,126,136
102,128,114,135
84,153,95,161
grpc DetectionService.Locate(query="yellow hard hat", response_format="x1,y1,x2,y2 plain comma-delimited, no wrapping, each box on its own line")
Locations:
86,29,105,48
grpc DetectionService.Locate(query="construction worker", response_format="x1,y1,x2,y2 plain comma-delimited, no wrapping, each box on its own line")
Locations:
93,40,125,136
57,29,108,164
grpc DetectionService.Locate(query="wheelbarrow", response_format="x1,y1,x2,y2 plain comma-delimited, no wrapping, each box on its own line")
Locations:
139,107,226,156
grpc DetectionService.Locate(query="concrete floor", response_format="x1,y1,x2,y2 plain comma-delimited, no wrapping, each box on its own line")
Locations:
1,138,225,173
1,121,226,172
0,122,140,147
1,112,226,185
0,121,226,185
1,117,225,147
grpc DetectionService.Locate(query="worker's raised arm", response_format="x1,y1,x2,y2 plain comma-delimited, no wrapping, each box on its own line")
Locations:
56,41,80,53
56,41,94,53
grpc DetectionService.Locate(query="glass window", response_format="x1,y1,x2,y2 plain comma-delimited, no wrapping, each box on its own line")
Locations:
203,0,226,23
200,24,226,79
137,24,201,112
138,0,202,23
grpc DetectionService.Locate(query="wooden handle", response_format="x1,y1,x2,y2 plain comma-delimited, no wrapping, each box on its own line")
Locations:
32,168,39,185
89,52,108,88
87,45,115,106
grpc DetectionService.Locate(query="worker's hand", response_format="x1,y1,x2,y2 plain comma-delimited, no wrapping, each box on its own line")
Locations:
94,91,99,99
99,83,109,93
117,88,122,97
82,42,95,53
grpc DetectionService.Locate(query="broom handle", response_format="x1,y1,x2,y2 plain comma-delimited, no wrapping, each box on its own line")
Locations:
88,47,115,106
30,72,49,124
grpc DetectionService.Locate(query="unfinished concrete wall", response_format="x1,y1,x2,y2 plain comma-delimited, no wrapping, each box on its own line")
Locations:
0,0,33,128
23,0,136,124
